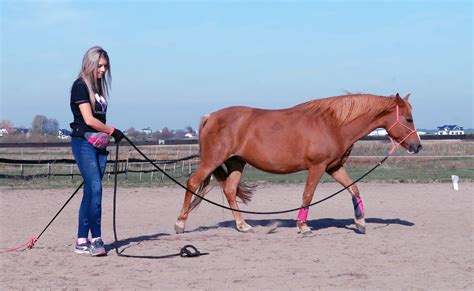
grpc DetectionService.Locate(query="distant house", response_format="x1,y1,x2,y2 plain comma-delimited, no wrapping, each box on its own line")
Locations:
141,127,153,135
14,128,29,134
0,127,22,136
437,125,464,135
368,128,388,136
184,132,197,139
0,128,8,137
58,129,71,139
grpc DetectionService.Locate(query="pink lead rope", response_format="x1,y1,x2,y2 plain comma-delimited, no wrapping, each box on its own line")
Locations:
0,236,38,253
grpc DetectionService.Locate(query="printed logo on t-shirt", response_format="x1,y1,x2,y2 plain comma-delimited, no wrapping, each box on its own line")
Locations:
94,93,107,115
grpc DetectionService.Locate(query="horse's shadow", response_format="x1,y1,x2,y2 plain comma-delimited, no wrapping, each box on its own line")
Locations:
191,217,414,233
106,217,414,251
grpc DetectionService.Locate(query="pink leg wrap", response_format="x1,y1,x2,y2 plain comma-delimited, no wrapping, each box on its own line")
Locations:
352,196,365,219
297,207,309,222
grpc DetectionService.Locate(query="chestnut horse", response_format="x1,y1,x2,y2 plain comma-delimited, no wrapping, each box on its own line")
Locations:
175,93,422,234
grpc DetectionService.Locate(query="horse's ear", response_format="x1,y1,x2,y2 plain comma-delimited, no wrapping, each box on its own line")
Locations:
395,93,404,105
404,93,411,101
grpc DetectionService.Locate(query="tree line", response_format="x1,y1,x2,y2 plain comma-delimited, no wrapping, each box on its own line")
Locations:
0,116,197,143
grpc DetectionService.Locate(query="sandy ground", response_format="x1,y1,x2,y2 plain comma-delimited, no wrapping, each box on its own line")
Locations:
0,182,472,290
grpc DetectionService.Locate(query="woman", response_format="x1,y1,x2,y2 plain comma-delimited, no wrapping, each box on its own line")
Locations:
69,46,124,256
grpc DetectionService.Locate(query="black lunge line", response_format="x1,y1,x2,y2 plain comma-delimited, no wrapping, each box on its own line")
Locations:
111,143,208,259
122,135,390,215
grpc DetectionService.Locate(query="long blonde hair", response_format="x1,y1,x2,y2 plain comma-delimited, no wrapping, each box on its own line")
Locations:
77,46,112,107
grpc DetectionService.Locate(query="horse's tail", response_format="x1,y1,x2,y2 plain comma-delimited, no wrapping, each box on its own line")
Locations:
189,113,253,211
189,165,254,211
212,166,254,205
198,114,210,144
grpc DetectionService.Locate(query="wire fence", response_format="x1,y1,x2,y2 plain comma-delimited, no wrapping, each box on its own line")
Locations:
0,155,200,181
1,139,473,184
0,144,201,183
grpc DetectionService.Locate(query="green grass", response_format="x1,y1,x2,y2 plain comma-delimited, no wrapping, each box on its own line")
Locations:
2,161,472,189
241,166,474,185
1,142,473,189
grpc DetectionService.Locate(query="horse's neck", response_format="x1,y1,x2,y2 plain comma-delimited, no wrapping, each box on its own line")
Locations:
338,109,388,147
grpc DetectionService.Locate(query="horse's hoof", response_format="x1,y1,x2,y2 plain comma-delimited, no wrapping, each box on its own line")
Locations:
297,225,313,235
174,221,185,234
236,223,253,233
354,219,366,234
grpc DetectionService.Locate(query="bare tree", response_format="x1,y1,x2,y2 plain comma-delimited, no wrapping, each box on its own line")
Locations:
30,115,47,135
161,127,173,139
45,118,59,135
0,119,13,129
184,125,195,134
30,115,59,135
174,129,186,139
126,127,139,140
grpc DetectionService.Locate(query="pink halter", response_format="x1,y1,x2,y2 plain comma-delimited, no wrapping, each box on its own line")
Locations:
386,105,418,154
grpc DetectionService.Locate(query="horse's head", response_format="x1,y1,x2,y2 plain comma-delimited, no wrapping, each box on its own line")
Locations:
385,93,422,154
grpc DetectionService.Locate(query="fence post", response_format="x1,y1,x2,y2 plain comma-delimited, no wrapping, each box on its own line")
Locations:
188,146,192,174
151,146,158,183
70,163,74,180
125,157,129,181
173,149,179,177
181,160,185,174
139,163,143,181
150,164,154,182
161,164,166,181
47,163,51,179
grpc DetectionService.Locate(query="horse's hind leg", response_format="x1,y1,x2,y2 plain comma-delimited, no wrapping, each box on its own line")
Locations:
329,166,366,234
223,158,252,232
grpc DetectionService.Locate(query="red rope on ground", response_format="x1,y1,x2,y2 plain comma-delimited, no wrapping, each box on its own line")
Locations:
0,236,38,253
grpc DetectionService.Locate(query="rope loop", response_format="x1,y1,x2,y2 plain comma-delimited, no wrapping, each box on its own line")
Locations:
179,245,207,257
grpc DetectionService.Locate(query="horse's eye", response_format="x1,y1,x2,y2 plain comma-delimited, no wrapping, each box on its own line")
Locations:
406,117,413,123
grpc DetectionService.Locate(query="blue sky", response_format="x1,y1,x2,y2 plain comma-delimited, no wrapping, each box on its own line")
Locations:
1,0,472,131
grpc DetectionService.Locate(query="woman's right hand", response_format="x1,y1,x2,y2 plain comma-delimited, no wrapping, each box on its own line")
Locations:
111,128,124,143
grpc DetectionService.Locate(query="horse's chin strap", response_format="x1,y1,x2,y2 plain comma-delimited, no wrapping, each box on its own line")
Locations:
386,105,418,155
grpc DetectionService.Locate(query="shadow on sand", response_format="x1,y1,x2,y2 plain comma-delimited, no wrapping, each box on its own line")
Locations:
105,217,414,258
190,217,414,234
106,232,170,250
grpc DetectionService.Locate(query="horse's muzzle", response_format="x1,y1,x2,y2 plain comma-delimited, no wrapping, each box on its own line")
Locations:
408,143,423,154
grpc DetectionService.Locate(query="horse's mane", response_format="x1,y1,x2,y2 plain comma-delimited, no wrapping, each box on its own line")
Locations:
294,94,396,127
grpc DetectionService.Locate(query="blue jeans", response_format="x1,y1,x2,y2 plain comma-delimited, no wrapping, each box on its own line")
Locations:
71,136,108,238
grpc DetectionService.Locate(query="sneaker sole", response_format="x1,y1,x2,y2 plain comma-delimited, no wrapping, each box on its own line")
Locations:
74,249,90,254
90,251,107,257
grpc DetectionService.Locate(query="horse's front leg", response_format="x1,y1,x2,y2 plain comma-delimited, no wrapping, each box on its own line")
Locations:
329,166,366,234
175,165,212,234
297,165,325,235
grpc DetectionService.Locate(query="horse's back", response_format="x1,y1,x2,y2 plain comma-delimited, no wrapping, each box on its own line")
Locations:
202,106,300,136
199,105,323,172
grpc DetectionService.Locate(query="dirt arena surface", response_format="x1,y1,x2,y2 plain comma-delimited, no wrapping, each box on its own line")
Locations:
0,182,472,290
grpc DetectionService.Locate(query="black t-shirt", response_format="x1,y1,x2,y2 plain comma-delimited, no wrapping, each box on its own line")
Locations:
69,78,108,137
